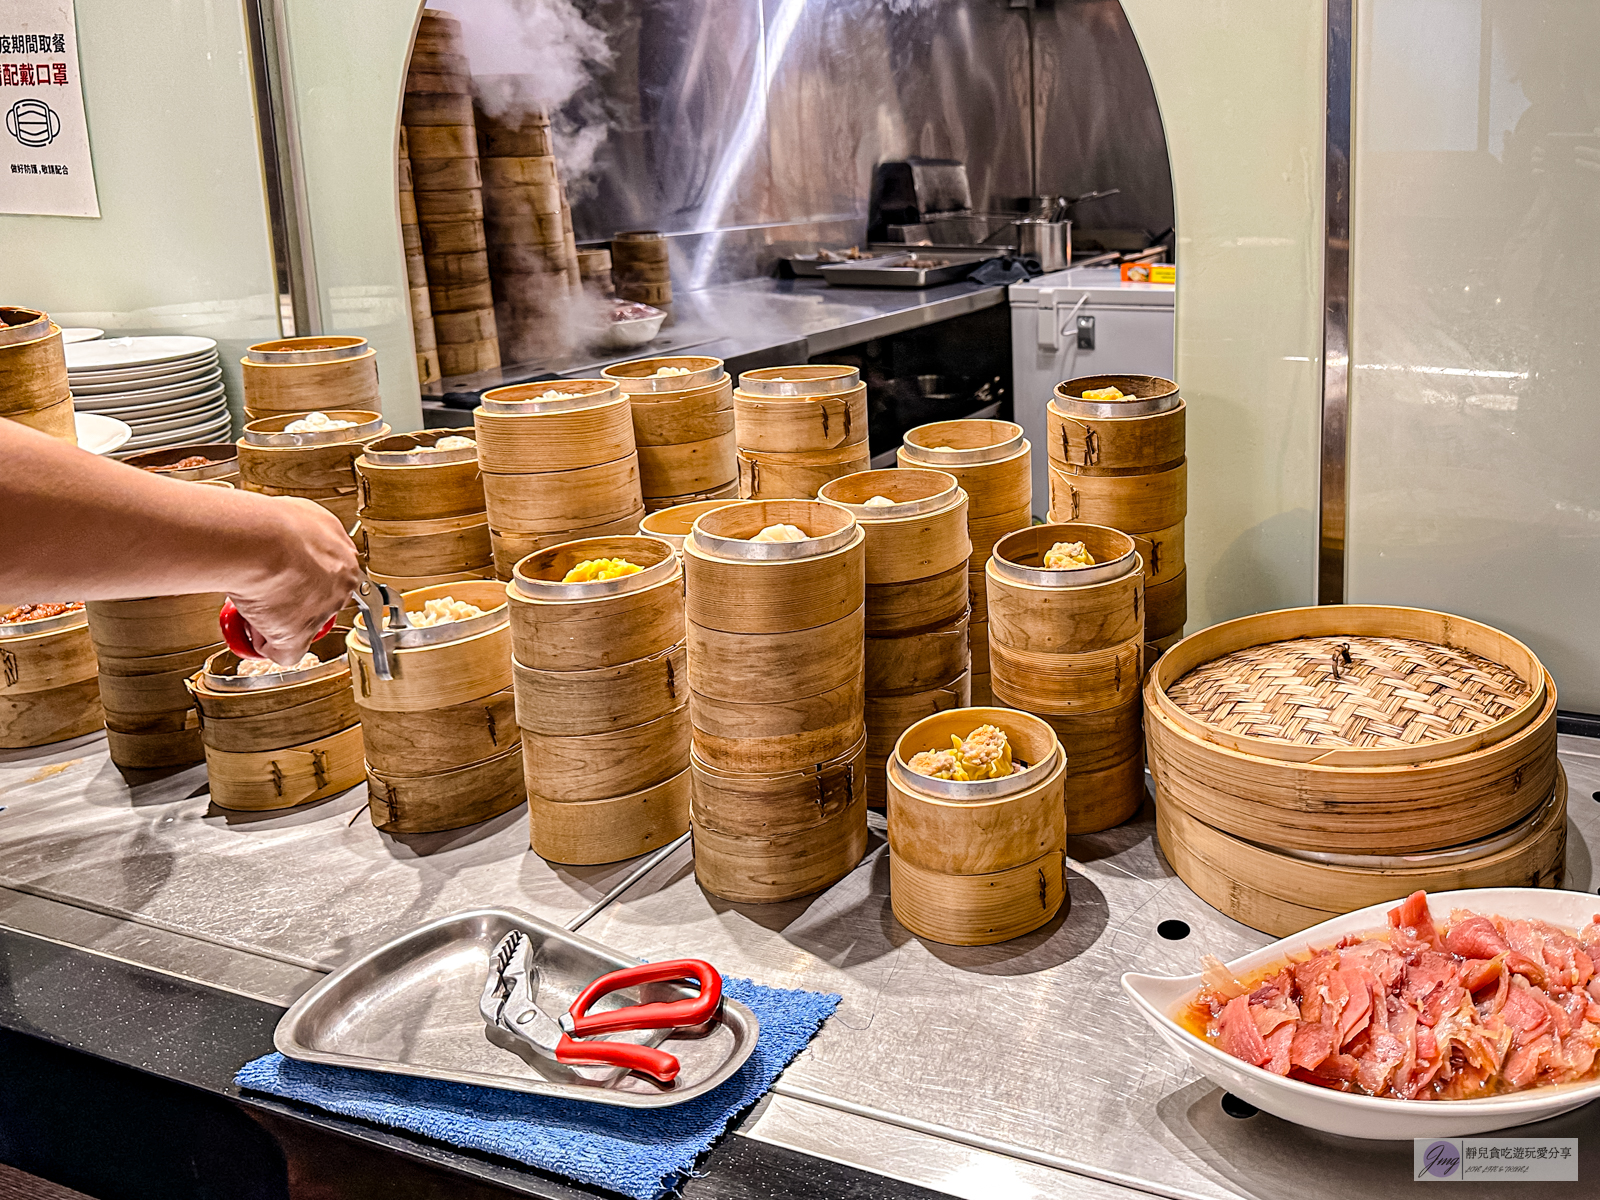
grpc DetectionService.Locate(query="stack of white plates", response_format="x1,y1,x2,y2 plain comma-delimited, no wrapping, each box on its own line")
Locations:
66,336,231,454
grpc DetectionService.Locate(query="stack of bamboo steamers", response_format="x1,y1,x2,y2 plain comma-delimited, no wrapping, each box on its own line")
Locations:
238,408,389,531
602,356,738,512
0,607,101,748
354,430,493,589
509,537,691,863
0,306,74,443
238,337,381,423
735,366,871,500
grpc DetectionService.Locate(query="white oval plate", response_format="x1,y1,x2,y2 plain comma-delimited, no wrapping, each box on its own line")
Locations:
60,327,105,344
122,418,233,453
72,371,225,409
71,363,221,398
66,335,219,372
68,352,219,386
86,388,228,425
120,394,229,434
1123,887,1600,1140
74,412,133,455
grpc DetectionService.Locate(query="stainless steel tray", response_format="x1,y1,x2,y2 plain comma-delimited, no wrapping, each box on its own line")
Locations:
818,250,999,288
786,249,899,277
274,906,759,1108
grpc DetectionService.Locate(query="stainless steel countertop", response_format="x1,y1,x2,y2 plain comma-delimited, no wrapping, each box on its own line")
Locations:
2,732,1597,1200
422,275,1008,402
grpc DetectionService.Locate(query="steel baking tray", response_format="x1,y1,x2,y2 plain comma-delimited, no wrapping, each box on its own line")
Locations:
274,906,759,1107
817,250,1000,288
786,249,900,277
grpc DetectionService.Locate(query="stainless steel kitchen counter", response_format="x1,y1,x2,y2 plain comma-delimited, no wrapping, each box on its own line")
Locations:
2,732,1597,1200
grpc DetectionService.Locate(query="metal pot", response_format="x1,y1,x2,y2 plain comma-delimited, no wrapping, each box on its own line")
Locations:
1015,219,1070,272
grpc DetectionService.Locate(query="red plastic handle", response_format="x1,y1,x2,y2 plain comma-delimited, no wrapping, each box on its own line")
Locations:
553,1032,680,1082
565,960,722,1038
218,599,335,660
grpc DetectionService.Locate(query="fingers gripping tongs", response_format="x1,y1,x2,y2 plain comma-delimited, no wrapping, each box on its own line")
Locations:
217,577,409,680
479,930,723,1083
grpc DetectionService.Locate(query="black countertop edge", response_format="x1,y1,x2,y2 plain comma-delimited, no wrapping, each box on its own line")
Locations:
0,926,952,1200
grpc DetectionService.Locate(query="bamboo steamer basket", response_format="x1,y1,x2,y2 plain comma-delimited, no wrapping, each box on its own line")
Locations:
0,607,102,746
355,430,484,521
682,500,864,634
512,644,685,737
473,380,630,472
1145,605,1558,855
689,736,866,839
865,560,969,637
689,673,864,775
368,740,526,833
737,444,871,500
890,850,1066,946
368,568,494,591
86,592,225,659
0,308,70,420
734,366,869,452
103,726,207,771
8,396,76,441
1145,568,1188,641
819,469,970,586
1130,520,1185,586
480,455,642,533
887,707,1065,876
403,91,472,126
1157,765,1568,938
864,667,971,807
643,479,741,516
187,637,356,754
202,723,365,810
239,411,387,498
692,794,869,904
603,357,734,445
356,685,517,775
639,436,738,500
95,642,221,726
530,767,691,865
1047,375,1185,475
522,705,690,803
357,512,492,578
688,608,863,705
346,581,509,711
637,498,743,554
491,511,647,581
239,337,380,419
507,535,682,670
122,443,239,485
1048,460,1186,532
898,420,1031,519
864,611,969,694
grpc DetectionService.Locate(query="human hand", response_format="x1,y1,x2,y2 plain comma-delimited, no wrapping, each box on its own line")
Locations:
226,496,360,664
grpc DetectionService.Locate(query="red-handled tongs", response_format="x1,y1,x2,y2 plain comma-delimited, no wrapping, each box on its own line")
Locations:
218,578,407,680
479,929,722,1083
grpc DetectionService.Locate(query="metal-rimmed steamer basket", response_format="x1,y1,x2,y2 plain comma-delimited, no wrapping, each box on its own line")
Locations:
886,706,1067,945
244,336,370,365
477,378,621,415
506,535,691,864
899,418,1026,467
239,336,380,421
238,410,389,531
606,358,737,504
0,607,87,640
688,506,858,563
121,443,240,483
242,409,386,448
0,305,72,440
0,305,53,348
602,356,725,394
733,365,868,459
351,594,509,651
1050,373,1180,419
0,602,101,748
638,499,743,554
353,429,491,585
736,364,860,398
199,642,352,693
987,523,1140,591
361,429,478,467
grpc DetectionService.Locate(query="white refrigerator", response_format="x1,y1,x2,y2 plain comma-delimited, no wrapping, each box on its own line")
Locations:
1008,267,1176,516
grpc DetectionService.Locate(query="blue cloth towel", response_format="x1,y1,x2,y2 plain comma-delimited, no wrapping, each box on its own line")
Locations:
236,976,840,1200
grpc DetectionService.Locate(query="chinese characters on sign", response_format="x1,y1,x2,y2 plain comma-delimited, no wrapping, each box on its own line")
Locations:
0,1,98,217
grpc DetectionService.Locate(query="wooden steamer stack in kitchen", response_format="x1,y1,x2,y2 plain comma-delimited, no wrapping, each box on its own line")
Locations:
354,430,492,589
603,356,739,513
404,10,499,377
818,470,971,807
0,608,102,748
0,306,74,443
398,127,441,385
898,420,1033,706
610,231,671,315
1048,375,1186,654
349,581,525,832
987,524,1146,833
734,366,870,500
474,379,643,578
684,501,869,902
887,708,1066,945
238,410,389,530
238,337,382,424
1145,605,1566,936
186,635,363,810
508,537,691,863
86,593,226,771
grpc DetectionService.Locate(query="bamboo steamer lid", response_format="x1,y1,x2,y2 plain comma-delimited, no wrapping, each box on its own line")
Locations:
819,469,970,586
480,454,642,533
239,411,388,493
357,512,492,578
689,736,866,838
734,365,868,452
346,580,510,710
367,740,526,833
530,767,691,865
355,429,484,521
886,707,1064,876
985,525,1142,653
240,337,380,418
506,535,682,671
1048,459,1186,533
0,677,103,748
865,561,969,636
512,642,686,737
897,420,1031,516
522,704,690,803
187,637,355,754
737,443,872,500
86,593,225,659
643,479,741,516
864,668,970,807
638,437,738,500
0,608,98,695
1156,765,1568,937
691,791,869,904
1048,375,1185,475
864,610,969,694
689,672,865,775
0,308,69,416
890,849,1065,946
206,723,365,811
491,510,647,580
356,685,518,775
687,607,863,705
683,500,864,634
637,499,743,553
473,380,632,472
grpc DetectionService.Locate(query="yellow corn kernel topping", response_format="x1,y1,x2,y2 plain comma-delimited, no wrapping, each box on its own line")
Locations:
562,558,643,583
1044,540,1095,569
1081,386,1126,401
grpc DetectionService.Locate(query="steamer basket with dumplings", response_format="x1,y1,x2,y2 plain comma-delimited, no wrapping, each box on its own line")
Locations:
0,605,102,748
239,409,389,530
1144,605,1564,936
239,336,381,422
734,366,870,500
353,429,492,589
602,356,738,511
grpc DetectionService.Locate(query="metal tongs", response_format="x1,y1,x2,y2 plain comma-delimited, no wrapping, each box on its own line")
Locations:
479,930,723,1083
217,576,410,680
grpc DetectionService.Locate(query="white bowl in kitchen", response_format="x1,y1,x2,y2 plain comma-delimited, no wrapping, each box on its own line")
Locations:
73,412,133,456
1122,887,1600,1140
602,311,667,349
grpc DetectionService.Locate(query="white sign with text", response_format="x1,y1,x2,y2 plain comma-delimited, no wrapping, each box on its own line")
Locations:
0,0,98,217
